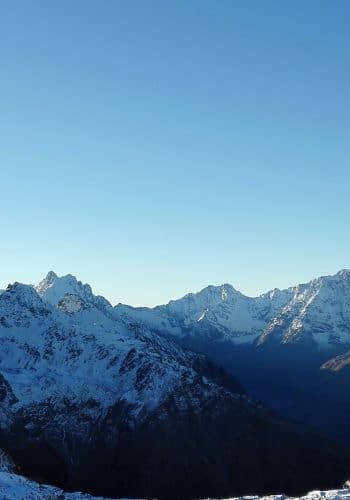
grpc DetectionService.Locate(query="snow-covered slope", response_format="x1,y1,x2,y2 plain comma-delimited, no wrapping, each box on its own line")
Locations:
115,270,350,348
0,449,113,499
0,469,111,500
259,270,350,347
232,489,350,500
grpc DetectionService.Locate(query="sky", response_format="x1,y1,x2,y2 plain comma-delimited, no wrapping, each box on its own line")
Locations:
1,0,350,306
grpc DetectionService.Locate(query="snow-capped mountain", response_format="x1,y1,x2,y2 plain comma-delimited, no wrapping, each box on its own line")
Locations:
115,270,350,349
0,281,209,416
0,272,349,498
114,284,293,345
35,271,112,312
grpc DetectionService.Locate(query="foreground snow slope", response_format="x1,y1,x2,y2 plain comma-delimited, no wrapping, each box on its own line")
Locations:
0,467,350,500
0,469,111,500
231,490,350,499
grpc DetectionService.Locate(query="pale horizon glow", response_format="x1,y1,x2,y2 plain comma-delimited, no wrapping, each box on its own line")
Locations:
1,1,350,306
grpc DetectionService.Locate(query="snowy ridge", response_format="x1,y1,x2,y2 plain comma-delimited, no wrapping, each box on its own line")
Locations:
114,283,292,344
115,269,350,348
259,270,350,346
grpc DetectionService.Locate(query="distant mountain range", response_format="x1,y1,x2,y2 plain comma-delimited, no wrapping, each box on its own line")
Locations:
115,268,350,348
0,270,350,498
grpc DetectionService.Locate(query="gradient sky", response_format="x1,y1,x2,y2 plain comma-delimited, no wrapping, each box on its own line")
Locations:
1,0,350,306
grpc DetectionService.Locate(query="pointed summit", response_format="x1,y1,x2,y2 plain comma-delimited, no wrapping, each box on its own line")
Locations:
45,270,58,282
335,268,350,279
36,272,90,306
35,272,112,312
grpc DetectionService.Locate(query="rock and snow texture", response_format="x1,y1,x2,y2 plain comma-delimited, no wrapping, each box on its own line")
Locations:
258,270,350,346
321,350,350,372
114,269,350,348
0,469,111,499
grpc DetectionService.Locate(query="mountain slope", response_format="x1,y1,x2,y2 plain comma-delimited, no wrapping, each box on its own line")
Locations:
0,273,349,498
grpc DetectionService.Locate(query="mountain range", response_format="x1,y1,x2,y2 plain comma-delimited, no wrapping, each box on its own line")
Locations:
115,269,350,443
115,269,350,348
1,270,350,498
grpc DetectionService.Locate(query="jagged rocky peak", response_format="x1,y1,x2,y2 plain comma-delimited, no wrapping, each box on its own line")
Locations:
35,271,112,311
44,270,58,283
36,271,90,304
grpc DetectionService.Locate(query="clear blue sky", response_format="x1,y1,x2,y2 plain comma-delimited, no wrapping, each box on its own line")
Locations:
1,0,350,306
